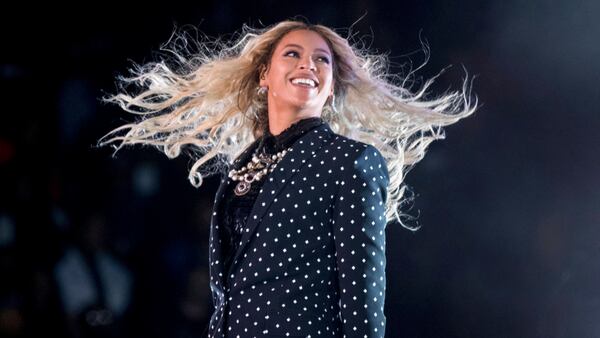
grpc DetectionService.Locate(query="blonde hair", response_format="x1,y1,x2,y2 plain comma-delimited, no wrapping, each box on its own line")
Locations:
99,20,478,230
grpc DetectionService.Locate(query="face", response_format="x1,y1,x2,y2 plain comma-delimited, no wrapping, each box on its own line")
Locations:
259,29,334,115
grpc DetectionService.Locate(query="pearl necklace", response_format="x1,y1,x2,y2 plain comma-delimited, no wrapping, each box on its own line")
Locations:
228,147,290,196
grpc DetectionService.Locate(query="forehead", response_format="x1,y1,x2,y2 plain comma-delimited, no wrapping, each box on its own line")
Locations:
275,29,332,54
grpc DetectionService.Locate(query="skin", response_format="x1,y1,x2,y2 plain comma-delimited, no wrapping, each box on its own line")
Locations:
259,29,335,136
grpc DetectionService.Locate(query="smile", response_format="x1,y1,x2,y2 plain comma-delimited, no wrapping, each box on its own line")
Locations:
291,78,318,88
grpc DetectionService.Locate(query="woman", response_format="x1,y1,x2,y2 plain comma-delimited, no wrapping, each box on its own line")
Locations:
101,20,477,337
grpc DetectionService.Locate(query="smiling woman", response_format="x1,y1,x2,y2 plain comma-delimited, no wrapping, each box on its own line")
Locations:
99,20,478,337
258,30,334,135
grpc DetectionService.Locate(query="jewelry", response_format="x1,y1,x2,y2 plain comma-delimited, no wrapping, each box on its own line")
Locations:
328,93,337,113
229,147,290,196
257,86,268,96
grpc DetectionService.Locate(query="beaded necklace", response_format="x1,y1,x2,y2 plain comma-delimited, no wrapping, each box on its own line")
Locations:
228,146,290,196
227,117,323,196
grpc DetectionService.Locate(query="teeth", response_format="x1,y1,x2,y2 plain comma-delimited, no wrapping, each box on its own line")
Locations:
292,78,316,87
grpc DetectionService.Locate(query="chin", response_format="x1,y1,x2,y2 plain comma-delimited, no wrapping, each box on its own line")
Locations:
290,97,325,111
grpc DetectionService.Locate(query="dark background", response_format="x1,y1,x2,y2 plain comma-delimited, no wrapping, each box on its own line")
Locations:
1,1,599,337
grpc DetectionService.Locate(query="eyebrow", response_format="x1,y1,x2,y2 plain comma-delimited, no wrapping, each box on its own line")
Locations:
281,43,331,55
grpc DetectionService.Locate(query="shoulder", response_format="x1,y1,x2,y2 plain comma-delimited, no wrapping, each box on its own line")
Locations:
324,132,389,181
326,133,386,164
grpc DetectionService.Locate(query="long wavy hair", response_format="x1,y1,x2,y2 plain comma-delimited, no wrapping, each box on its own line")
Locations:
99,20,478,230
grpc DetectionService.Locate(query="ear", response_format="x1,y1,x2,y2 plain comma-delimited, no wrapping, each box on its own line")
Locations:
258,64,269,87
329,79,335,96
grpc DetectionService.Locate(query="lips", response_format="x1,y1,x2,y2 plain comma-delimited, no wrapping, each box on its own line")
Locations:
290,77,319,88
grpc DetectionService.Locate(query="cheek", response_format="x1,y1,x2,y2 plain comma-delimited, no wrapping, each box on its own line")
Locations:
272,61,292,77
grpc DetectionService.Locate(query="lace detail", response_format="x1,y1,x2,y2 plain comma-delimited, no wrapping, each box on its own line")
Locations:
259,117,324,153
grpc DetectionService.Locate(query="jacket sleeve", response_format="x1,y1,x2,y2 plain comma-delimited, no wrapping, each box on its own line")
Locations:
331,144,389,338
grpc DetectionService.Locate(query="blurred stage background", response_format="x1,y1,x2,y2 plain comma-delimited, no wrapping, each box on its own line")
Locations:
1,0,599,337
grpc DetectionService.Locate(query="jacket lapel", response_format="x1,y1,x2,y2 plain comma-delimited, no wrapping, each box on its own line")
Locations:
209,137,261,290
226,123,334,278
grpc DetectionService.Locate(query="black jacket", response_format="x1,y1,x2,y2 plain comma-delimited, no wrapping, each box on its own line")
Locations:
208,122,389,338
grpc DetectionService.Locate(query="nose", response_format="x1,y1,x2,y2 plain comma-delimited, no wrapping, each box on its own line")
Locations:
298,56,316,71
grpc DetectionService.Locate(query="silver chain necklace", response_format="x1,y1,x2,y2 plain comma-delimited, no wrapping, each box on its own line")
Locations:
228,147,290,196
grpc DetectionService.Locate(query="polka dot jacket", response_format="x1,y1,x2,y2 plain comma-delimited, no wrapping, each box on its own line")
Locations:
208,122,389,338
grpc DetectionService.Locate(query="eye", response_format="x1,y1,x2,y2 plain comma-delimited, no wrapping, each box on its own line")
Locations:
284,50,300,58
316,55,330,64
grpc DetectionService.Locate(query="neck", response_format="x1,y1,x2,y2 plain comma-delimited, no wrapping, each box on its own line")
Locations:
267,109,321,136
